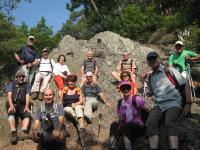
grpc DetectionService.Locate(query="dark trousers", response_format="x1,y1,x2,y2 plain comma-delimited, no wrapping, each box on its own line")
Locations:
146,106,181,137
110,121,145,142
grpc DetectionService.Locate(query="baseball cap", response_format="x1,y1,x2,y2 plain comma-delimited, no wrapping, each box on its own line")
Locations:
147,52,158,61
85,72,93,77
16,70,25,77
28,35,35,40
42,48,48,52
175,41,184,46
119,81,132,92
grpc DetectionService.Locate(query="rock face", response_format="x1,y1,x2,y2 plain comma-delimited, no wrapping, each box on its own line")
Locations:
0,31,200,150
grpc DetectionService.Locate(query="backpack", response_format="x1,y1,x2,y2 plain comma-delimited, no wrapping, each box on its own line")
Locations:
117,95,149,123
121,59,133,71
148,66,186,108
36,58,53,74
40,102,59,131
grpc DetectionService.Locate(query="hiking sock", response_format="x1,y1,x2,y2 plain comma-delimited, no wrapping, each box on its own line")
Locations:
11,128,16,132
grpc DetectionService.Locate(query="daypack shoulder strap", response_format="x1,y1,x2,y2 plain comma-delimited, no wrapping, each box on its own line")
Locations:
117,98,123,110
164,67,179,88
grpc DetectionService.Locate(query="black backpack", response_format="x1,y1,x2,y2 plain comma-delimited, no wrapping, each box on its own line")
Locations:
117,95,149,123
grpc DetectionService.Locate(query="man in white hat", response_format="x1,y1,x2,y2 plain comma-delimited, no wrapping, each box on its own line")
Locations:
31,48,55,100
14,35,37,84
81,72,110,124
169,40,200,79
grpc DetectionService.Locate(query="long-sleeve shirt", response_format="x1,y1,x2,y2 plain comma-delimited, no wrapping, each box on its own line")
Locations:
53,63,70,76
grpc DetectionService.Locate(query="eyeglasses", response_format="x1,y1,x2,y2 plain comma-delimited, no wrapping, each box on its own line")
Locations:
86,76,92,78
120,86,131,93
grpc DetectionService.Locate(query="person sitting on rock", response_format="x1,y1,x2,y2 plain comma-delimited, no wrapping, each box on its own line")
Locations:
6,70,31,144
14,35,38,84
31,48,55,100
53,55,70,100
169,40,200,79
112,51,137,83
60,74,84,129
146,52,192,150
32,88,67,150
117,71,138,96
81,72,110,124
80,49,99,87
110,81,148,150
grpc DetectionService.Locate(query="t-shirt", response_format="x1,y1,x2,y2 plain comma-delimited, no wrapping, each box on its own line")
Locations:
169,49,198,72
37,58,55,72
34,103,64,121
118,95,145,126
16,45,37,63
34,103,64,131
53,63,70,76
6,82,31,105
149,65,186,112
81,83,102,98
82,59,98,74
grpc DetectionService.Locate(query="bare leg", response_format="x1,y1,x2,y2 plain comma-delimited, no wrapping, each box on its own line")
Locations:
149,135,159,149
8,116,16,131
112,71,121,82
21,118,30,130
169,136,179,149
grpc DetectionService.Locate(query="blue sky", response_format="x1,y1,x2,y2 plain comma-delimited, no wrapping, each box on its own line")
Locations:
12,0,70,33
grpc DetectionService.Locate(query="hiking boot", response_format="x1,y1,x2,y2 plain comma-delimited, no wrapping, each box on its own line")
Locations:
19,130,30,140
84,116,92,124
31,92,38,100
10,131,18,144
38,92,43,101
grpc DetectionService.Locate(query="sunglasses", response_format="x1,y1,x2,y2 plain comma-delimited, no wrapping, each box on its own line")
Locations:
17,75,25,78
120,86,132,93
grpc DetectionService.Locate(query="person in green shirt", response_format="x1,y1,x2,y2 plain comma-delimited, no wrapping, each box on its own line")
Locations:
169,41,200,79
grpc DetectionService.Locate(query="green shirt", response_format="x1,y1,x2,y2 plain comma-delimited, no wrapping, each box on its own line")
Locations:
169,49,198,72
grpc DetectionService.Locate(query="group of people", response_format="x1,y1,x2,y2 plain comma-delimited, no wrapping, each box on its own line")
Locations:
5,35,200,150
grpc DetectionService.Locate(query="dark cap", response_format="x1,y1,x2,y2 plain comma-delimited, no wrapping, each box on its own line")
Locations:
147,52,158,61
16,70,25,77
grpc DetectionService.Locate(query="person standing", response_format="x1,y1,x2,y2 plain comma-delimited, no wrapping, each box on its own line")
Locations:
14,36,37,84
31,48,55,100
146,52,191,150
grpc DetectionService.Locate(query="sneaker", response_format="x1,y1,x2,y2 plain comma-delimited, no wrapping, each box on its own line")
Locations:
19,130,30,140
31,92,38,100
10,131,18,144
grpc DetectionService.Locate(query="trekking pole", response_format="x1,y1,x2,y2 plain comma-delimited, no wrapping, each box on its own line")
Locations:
187,63,197,102
98,113,103,138
110,122,122,150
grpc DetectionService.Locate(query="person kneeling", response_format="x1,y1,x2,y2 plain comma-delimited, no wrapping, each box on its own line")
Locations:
32,88,67,149
110,81,148,150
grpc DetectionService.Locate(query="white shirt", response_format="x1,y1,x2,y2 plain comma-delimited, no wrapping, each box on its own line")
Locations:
53,63,70,76
38,58,55,72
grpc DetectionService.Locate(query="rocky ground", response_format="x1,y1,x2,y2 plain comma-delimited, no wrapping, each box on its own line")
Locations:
0,31,200,150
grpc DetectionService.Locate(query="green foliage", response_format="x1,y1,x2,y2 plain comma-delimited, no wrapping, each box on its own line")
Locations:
185,25,200,53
